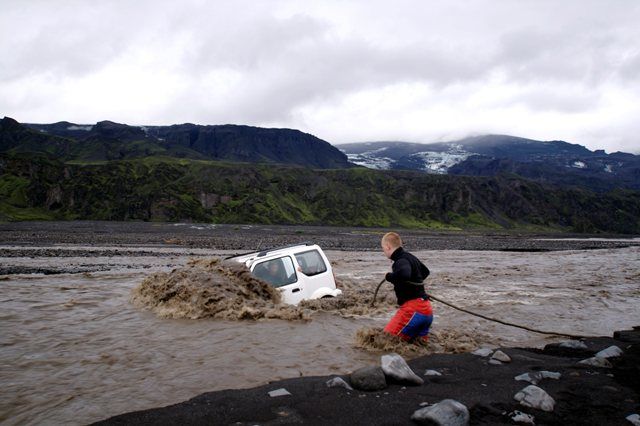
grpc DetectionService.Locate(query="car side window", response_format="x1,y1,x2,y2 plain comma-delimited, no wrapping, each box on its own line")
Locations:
252,256,297,288
294,250,327,277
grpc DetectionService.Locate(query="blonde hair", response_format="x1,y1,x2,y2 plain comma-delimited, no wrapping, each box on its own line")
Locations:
381,232,402,249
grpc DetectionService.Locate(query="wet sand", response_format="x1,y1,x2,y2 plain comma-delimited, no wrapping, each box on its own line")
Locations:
1,222,639,424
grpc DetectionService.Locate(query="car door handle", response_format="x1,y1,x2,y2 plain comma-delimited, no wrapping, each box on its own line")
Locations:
291,288,300,293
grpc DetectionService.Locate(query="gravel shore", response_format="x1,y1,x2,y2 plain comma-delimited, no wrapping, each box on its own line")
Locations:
1,221,639,252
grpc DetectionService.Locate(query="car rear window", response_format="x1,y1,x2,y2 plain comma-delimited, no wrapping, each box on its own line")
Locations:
252,256,297,288
294,250,327,277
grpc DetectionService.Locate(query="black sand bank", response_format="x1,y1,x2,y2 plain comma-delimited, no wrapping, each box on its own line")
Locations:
95,328,639,425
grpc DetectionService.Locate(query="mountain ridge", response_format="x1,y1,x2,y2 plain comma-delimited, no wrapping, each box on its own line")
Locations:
338,136,640,191
1,117,352,169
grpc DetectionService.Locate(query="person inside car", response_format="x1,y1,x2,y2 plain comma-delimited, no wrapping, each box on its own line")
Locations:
255,259,289,286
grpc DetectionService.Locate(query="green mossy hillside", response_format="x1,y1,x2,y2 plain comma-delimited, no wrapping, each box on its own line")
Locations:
1,154,639,233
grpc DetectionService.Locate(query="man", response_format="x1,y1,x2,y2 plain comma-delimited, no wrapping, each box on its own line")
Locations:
381,232,433,341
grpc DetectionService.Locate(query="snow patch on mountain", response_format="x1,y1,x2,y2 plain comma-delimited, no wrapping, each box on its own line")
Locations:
409,152,470,173
409,146,472,174
67,125,93,131
346,153,394,169
344,144,473,172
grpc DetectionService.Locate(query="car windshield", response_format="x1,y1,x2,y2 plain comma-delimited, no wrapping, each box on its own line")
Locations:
294,250,327,277
252,256,297,288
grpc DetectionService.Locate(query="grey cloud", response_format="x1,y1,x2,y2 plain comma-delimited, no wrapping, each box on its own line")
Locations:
186,13,330,71
618,50,640,82
510,87,601,114
0,1,185,82
175,20,495,123
497,29,601,84
2,0,639,153
495,14,640,88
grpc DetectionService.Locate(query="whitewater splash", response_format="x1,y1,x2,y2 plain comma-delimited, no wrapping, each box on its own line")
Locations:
300,277,397,316
132,258,487,357
354,327,488,357
131,258,307,321
132,257,400,321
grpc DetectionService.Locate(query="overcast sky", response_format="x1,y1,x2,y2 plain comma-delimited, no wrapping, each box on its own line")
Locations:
2,0,639,153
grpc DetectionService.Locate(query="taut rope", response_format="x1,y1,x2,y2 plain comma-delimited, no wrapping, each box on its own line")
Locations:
370,278,588,339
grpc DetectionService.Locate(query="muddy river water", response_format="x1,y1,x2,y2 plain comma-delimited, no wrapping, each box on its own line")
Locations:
1,244,639,425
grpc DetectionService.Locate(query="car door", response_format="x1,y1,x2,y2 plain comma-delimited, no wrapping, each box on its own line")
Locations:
294,249,330,299
251,256,304,305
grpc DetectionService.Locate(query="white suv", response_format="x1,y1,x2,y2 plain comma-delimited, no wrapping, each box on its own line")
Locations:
229,243,342,305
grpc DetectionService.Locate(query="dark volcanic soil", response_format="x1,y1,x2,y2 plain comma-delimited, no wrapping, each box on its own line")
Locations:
1,221,638,252
96,328,640,426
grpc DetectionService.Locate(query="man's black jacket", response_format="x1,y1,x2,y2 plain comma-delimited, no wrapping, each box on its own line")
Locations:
385,247,429,305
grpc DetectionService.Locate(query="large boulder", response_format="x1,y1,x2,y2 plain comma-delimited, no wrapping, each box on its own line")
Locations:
595,345,623,359
491,350,511,363
471,348,493,357
514,385,555,412
558,340,588,350
411,399,470,425
350,366,387,391
509,410,535,425
514,371,561,385
381,353,424,385
325,377,353,391
267,388,291,397
578,357,613,368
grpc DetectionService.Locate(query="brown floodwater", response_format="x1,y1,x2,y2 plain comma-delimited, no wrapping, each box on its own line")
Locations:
1,244,639,425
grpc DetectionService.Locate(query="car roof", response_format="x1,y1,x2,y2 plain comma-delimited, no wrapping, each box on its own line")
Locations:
228,242,322,266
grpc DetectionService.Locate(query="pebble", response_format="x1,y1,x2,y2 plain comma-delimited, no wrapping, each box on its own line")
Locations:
514,371,561,385
350,366,387,391
578,357,613,368
268,388,291,397
558,340,588,350
510,410,535,425
472,348,494,357
411,399,470,426
514,385,555,412
381,353,423,385
325,377,353,391
489,359,503,365
491,350,511,363
595,345,623,359
627,414,640,426
424,369,442,376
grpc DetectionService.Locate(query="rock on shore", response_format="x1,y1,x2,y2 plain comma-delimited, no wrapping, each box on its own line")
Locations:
94,327,640,425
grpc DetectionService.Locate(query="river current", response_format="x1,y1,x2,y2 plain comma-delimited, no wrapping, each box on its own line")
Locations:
1,245,639,424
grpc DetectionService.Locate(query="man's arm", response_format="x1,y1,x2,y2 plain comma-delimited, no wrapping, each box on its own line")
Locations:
386,258,411,284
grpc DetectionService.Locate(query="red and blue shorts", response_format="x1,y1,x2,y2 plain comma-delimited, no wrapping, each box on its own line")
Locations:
384,298,433,341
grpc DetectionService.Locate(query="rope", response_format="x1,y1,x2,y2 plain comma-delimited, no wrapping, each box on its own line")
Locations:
369,277,387,307
370,277,588,340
